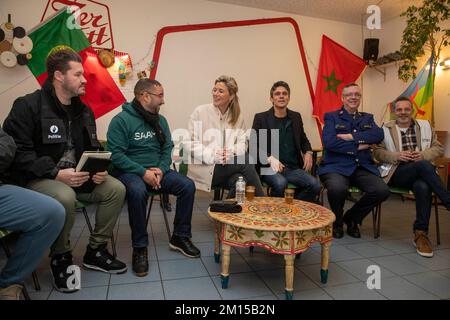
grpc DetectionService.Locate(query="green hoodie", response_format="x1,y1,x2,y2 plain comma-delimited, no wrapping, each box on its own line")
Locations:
107,102,174,177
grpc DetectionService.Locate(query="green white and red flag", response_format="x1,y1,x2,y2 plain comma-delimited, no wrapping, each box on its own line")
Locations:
27,8,125,119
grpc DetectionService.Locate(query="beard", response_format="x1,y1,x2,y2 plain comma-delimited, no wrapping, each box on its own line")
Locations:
62,79,85,97
77,85,86,96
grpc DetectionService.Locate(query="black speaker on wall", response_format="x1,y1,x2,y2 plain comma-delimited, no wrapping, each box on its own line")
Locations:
363,38,379,62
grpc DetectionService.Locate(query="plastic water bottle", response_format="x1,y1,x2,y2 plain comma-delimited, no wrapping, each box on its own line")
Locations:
236,176,246,205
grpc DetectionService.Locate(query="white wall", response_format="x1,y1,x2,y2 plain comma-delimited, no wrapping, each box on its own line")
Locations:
1,0,448,153
362,16,450,156
0,0,359,149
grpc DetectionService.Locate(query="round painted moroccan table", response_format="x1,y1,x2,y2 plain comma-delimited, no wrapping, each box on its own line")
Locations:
208,197,335,300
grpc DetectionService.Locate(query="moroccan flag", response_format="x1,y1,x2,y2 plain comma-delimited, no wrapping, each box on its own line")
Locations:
386,56,434,122
312,35,366,124
27,8,125,119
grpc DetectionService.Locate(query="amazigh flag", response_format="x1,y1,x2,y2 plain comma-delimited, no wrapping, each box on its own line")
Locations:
27,8,125,119
387,56,434,122
312,35,366,124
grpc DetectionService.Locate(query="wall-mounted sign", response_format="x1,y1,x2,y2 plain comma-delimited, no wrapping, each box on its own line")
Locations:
41,0,114,49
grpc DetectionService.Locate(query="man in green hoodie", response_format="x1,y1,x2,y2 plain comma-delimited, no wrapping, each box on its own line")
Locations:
107,79,200,277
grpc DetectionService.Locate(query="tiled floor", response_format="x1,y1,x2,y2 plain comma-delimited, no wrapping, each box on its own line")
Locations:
2,191,450,300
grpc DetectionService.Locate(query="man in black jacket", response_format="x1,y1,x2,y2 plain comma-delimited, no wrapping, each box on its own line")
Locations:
3,49,127,293
251,81,320,202
0,125,65,300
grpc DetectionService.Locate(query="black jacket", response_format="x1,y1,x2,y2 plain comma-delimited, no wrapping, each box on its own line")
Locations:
3,80,101,186
251,107,312,171
0,125,16,185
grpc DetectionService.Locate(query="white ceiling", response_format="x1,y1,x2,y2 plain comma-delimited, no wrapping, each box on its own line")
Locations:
206,0,423,24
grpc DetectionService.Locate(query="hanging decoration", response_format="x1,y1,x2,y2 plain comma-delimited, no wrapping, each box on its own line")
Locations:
97,49,133,86
0,14,34,68
97,49,115,68
112,50,132,86
137,70,147,79
118,60,126,86
133,37,156,79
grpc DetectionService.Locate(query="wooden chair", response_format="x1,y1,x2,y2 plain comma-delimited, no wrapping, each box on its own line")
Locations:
0,228,40,300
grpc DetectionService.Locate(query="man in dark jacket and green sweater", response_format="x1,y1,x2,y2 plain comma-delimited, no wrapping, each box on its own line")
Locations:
107,79,200,277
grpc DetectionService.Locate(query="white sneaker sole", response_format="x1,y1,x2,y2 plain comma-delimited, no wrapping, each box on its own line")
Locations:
50,269,80,293
83,263,127,274
169,243,200,258
412,240,434,258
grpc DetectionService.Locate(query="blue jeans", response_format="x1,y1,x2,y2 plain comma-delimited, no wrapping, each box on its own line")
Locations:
390,160,450,231
0,185,65,287
262,168,321,202
117,170,195,248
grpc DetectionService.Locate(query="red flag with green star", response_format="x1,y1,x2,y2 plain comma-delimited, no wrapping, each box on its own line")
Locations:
26,8,125,119
312,35,366,125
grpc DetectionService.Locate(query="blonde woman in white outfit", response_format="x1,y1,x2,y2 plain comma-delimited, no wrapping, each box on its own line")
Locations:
185,75,264,198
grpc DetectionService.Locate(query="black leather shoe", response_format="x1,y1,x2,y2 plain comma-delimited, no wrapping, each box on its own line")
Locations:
132,247,149,277
333,226,344,239
344,216,361,238
169,235,201,258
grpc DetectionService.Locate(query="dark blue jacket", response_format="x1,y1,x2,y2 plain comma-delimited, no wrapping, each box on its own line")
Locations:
318,106,383,177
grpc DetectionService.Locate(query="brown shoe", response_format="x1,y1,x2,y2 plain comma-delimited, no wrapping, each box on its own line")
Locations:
413,230,434,258
0,284,22,300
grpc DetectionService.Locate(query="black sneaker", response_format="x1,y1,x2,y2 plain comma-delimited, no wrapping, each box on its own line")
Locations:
169,235,201,258
50,252,80,293
132,247,149,277
83,244,127,274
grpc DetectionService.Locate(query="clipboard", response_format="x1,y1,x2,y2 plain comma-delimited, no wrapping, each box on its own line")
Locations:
75,151,111,172
74,151,112,193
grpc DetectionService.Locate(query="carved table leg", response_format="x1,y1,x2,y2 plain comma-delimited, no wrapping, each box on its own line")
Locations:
284,254,295,300
221,244,231,289
320,241,331,284
214,221,221,263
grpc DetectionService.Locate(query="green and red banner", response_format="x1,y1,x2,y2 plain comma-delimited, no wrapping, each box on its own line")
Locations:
312,35,366,125
386,56,434,122
27,8,125,119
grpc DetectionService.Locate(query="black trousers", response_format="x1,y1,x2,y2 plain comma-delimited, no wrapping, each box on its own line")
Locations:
320,168,390,227
211,154,264,199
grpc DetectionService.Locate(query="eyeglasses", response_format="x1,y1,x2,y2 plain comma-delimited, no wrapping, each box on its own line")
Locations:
142,91,164,98
343,93,362,98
